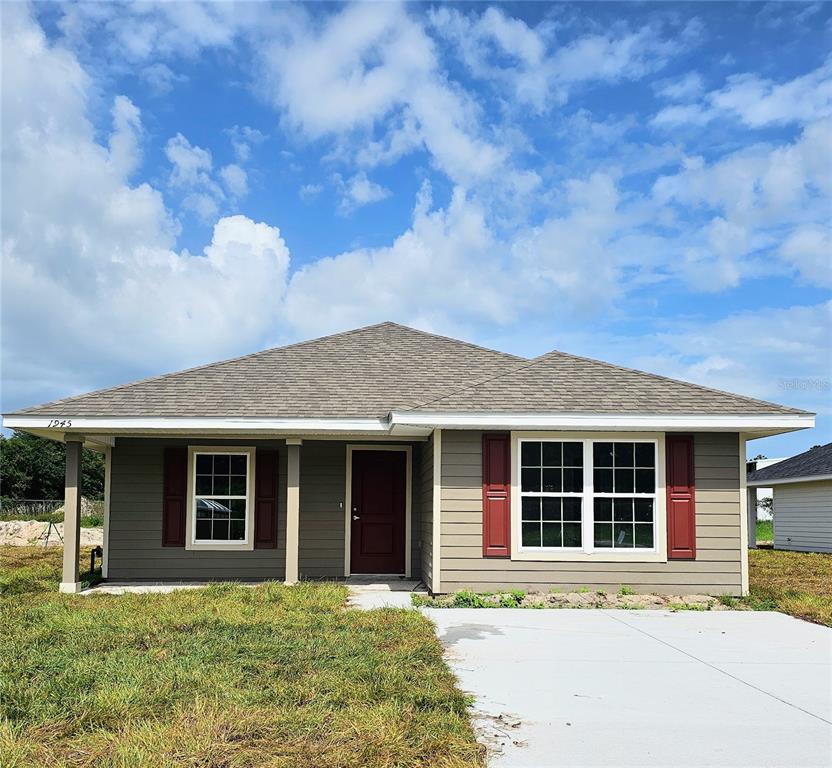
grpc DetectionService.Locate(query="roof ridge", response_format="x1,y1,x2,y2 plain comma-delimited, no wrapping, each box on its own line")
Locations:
10,321,524,416
13,321,399,414
534,348,809,415
380,322,525,363
405,354,540,411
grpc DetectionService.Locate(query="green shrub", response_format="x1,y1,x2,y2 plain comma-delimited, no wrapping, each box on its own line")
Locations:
452,590,488,608
618,585,636,596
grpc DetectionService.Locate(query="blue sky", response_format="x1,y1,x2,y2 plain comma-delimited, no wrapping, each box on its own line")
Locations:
2,1,830,457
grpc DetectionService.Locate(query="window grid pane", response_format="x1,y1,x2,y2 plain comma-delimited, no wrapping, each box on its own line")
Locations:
194,453,248,542
519,444,584,549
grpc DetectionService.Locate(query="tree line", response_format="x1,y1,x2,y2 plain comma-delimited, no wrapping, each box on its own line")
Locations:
0,431,105,501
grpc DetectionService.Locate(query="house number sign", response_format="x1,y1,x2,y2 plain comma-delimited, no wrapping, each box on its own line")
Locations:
46,419,73,428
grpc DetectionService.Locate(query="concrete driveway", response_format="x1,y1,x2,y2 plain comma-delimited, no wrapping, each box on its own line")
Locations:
424,609,832,767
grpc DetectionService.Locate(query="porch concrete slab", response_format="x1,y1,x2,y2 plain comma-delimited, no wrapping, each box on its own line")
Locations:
347,579,424,609
424,608,832,767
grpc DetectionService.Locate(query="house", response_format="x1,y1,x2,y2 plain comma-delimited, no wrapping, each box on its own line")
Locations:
747,443,832,553
2,322,814,595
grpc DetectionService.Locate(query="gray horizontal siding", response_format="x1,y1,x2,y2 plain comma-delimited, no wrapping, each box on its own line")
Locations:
438,431,743,596
108,438,286,580
773,480,832,553
108,437,423,581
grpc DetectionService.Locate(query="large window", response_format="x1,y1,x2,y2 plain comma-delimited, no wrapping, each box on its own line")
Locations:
187,448,254,549
519,439,658,554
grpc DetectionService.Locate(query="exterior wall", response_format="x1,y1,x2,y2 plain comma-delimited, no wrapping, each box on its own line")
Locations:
108,437,423,581
419,433,435,591
109,438,287,580
439,431,744,596
773,480,832,553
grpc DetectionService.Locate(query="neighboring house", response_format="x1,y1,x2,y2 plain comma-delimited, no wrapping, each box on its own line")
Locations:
2,323,814,596
745,457,787,528
747,444,832,554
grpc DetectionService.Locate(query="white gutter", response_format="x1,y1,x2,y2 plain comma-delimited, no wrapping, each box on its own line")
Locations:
389,410,815,433
3,415,393,434
748,473,832,487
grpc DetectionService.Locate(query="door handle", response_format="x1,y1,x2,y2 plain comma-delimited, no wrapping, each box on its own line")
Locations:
352,515,360,521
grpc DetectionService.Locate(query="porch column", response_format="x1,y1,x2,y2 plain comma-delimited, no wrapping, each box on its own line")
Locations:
60,437,84,593
747,487,758,549
285,440,301,585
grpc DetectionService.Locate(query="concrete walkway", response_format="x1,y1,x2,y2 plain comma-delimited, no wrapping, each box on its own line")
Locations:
346,578,424,609
425,608,832,767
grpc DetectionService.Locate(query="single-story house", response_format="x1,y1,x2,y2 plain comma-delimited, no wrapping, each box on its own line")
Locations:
2,322,814,595
747,443,832,553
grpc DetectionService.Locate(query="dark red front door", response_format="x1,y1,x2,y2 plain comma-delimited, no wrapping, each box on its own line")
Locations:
350,450,406,574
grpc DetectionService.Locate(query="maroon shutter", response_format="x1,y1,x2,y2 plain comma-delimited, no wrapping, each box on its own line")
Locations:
666,435,696,560
482,433,511,557
162,446,187,547
255,449,278,548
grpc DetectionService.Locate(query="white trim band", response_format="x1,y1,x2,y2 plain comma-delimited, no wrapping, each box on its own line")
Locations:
390,411,814,433
3,415,392,433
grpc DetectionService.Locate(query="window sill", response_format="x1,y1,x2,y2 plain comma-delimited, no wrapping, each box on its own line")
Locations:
512,549,667,563
185,541,255,552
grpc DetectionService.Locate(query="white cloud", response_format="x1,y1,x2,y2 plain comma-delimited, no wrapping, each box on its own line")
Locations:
165,132,214,188
433,7,692,112
299,183,323,202
632,301,832,415
780,227,832,288
512,173,624,308
220,164,248,198
225,124,267,163
1,5,289,408
654,71,704,101
651,119,831,287
283,182,512,336
258,2,505,186
336,172,391,214
654,57,832,127
140,62,186,95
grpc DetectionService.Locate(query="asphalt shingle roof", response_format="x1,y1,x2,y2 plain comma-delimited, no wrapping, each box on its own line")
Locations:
405,348,805,415
7,321,806,419
747,443,832,483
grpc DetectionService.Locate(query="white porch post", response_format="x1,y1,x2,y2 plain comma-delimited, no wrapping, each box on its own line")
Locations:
285,440,301,585
747,487,758,549
60,437,84,593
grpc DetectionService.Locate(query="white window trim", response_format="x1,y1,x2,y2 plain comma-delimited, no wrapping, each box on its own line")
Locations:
185,445,256,551
510,431,667,563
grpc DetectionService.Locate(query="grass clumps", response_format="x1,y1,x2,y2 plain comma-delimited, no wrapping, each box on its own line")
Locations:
0,546,484,767
618,585,636,596
745,549,832,626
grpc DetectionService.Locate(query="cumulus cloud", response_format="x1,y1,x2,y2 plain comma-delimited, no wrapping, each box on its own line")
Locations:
1,6,288,408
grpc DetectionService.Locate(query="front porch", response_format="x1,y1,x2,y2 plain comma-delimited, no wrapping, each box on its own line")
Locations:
57,436,434,593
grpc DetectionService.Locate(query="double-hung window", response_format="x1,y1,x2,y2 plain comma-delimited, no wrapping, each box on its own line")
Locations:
518,438,659,555
186,446,255,550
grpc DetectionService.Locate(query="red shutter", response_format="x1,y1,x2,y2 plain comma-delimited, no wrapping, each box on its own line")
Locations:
162,446,186,547
666,435,696,560
255,449,278,548
482,433,511,557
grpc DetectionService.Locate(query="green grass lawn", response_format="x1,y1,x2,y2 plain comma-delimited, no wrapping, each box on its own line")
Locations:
742,548,832,627
755,519,773,543
0,547,483,768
